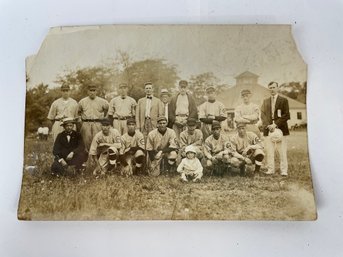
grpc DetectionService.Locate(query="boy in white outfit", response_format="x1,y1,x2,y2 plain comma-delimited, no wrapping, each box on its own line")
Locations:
177,145,203,182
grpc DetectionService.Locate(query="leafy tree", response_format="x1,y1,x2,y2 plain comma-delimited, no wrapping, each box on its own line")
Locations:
25,83,60,133
279,82,307,104
189,72,221,92
123,59,179,100
55,66,118,101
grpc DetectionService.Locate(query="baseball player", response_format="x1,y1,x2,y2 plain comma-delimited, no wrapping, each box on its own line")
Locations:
203,121,232,176
89,118,122,175
168,80,198,140
119,118,146,175
51,117,88,175
234,89,261,137
146,116,178,176
78,85,109,151
177,145,203,182
47,84,78,142
198,86,226,139
179,118,204,160
229,123,265,176
108,83,137,135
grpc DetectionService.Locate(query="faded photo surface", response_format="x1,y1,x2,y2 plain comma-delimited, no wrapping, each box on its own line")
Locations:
18,25,316,220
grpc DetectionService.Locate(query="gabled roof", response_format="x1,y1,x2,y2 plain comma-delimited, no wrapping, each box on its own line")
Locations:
217,83,306,110
235,71,259,79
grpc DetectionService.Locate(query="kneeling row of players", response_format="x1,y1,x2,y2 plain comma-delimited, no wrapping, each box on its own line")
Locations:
51,116,264,182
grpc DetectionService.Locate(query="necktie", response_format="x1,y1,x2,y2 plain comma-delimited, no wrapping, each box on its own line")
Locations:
147,96,152,99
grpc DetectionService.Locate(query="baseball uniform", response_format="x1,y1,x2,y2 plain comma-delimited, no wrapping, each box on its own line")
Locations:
234,102,261,137
108,96,137,135
89,128,122,173
47,97,78,141
78,96,109,151
146,127,178,175
198,100,226,139
179,128,204,159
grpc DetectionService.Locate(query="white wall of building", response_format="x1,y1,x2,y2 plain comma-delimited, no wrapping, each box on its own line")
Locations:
289,109,307,128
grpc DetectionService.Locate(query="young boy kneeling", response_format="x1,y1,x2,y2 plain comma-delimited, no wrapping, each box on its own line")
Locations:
177,145,203,182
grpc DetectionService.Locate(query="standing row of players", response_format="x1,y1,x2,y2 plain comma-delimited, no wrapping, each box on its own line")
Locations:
48,80,290,181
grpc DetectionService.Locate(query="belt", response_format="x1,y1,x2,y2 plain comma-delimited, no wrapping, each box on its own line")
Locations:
145,117,151,119
113,116,132,120
176,114,188,117
82,119,101,122
53,118,62,121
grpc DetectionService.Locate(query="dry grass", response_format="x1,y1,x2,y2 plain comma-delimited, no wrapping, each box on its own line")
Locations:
18,131,316,220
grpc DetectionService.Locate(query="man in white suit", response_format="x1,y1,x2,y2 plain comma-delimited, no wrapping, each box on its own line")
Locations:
136,82,164,137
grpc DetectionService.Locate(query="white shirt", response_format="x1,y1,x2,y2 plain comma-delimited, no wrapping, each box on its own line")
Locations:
164,103,169,121
175,94,189,115
145,96,152,118
271,94,278,119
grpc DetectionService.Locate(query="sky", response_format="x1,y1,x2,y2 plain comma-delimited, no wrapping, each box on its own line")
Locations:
26,25,307,89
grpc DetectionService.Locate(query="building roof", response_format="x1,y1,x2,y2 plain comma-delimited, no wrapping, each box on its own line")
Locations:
235,71,259,79
216,83,306,110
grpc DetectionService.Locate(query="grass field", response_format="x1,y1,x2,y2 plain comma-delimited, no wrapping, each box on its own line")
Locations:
17,131,316,220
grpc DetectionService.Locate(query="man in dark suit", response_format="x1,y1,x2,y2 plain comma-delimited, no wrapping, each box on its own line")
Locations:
168,80,198,140
260,81,290,176
51,117,88,174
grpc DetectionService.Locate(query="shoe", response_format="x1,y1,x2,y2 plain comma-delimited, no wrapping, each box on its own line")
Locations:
281,173,288,176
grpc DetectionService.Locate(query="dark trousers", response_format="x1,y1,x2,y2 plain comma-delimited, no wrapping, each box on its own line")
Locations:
51,151,88,174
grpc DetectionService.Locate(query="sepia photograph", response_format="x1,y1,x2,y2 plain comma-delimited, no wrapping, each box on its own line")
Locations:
18,24,316,220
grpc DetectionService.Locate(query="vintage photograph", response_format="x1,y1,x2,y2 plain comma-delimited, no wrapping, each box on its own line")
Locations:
18,25,316,220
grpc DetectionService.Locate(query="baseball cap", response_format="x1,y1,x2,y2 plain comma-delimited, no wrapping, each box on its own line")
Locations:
205,85,215,93
187,118,197,126
160,89,170,96
127,117,136,125
179,80,188,87
236,123,246,128
157,116,167,123
61,84,70,90
108,147,118,165
241,89,251,96
212,120,221,129
100,118,111,126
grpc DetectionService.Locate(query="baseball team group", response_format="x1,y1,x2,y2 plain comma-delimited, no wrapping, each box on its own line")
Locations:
44,79,290,182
